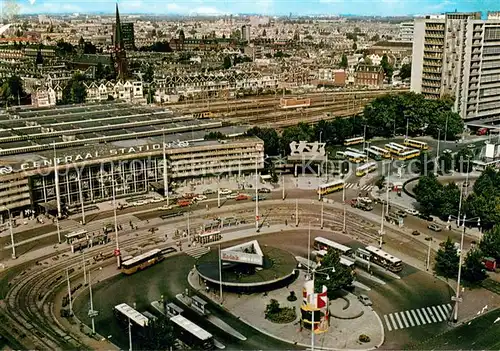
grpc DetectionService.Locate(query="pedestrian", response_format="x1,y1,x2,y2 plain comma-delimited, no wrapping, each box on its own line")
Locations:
285,219,288,226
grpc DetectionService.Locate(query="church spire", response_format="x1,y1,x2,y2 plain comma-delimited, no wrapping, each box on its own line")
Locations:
114,3,124,49
113,2,128,80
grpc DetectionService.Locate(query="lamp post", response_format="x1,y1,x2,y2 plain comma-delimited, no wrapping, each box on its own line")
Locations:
434,128,441,175
447,214,480,323
111,167,120,268
456,157,471,228
342,182,346,233
87,267,102,334
2,207,16,259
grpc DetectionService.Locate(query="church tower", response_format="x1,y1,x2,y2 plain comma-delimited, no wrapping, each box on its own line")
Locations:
113,3,128,80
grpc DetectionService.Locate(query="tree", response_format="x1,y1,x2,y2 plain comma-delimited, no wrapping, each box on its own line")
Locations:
352,42,357,50
56,40,75,55
465,168,500,230
462,248,487,284
440,150,453,174
399,63,411,80
427,111,463,140
1,75,25,105
339,54,348,69
314,249,353,297
204,131,226,140
434,237,459,279
95,62,105,80
265,299,280,316
370,34,380,42
479,225,500,261
454,148,474,173
436,183,460,220
245,127,280,156
380,54,393,82
375,175,385,190
413,173,442,215
145,315,175,350
35,50,44,65
61,73,87,105
143,64,154,83
223,56,232,69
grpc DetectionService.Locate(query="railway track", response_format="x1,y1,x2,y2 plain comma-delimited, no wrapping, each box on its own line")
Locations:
2,200,419,349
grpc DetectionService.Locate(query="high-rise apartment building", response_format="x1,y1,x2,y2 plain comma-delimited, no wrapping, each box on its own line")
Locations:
411,12,500,120
241,25,251,42
398,22,414,42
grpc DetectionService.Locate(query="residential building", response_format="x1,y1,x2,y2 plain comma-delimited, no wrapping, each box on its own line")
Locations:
411,12,500,120
354,64,384,87
242,25,251,42
399,22,415,42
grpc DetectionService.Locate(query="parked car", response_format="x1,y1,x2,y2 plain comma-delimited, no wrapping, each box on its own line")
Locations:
193,194,207,201
405,208,419,216
419,213,434,221
412,230,421,236
158,204,177,210
252,195,266,201
358,294,373,306
428,223,442,232
133,200,147,206
226,193,238,199
150,198,163,204
258,188,271,193
395,210,407,218
177,200,192,207
218,188,232,195
203,189,216,195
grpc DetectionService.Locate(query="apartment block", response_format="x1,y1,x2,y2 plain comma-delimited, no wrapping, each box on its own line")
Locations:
398,22,414,42
411,12,500,120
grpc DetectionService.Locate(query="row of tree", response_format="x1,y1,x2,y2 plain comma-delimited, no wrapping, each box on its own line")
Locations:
414,168,500,231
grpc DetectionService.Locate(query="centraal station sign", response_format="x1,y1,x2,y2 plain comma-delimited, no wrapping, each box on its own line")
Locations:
18,141,190,171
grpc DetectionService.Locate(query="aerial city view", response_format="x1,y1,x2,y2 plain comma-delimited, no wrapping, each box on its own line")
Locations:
1,0,500,350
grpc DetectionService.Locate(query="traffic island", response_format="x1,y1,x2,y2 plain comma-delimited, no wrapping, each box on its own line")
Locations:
188,268,384,350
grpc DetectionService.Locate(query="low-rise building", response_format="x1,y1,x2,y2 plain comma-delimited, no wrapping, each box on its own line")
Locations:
354,64,384,87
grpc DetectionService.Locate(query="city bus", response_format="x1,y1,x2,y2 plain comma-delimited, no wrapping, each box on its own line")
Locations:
121,249,163,275
385,143,406,156
404,139,429,150
113,303,150,337
355,162,378,177
344,136,365,146
312,249,356,268
344,151,368,163
397,148,421,161
364,245,403,272
197,230,222,244
317,180,344,196
370,145,391,159
313,237,354,258
345,147,364,155
65,229,88,244
364,147,382,161
170,314,215,350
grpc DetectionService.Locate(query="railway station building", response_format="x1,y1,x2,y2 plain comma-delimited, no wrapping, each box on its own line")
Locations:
0,102,264,220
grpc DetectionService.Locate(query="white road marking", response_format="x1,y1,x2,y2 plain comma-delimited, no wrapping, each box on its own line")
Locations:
437,305,448,320
389,313,399,330
384,314,393,331
432,306,443,322
405,310,415,327
426,307,437,323
394,312,404,329
419,308,431,324
400,312,410,328
410,310,421,326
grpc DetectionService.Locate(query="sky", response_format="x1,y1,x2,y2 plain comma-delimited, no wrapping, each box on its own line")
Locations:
14,0,500,16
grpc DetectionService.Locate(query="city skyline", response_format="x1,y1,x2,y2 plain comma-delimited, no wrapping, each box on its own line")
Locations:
17,0,500,17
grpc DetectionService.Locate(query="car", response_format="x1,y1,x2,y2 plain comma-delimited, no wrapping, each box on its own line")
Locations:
236,194,249,201
258,188,271,193
158,204,177,210
150,198,163,203
428,223,442,232
203,189,216,195
193,194,207,201
419,213,434,222
133,200,148,206
375,198,388,205
405,208,419,216
252,195,266,201
395,210,407,218
218,188,232,195
412,230,421,236
358,294,373,306
226,193,238,199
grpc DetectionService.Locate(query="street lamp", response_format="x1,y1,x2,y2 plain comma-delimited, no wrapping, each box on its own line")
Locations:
447,214,480,323
1,206,16,259
87,266,103,335
434,128,441,175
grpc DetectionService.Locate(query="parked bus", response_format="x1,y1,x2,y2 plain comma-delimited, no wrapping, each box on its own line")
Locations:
312,249,356,269
385,143,407,156
370,145,391,159
344,151,368,163
364,245,403,272
397,148,421,161
344,136,365,146
404,139,429,150
356,162,378,177
313,237,354,257
65,229,88,244
364,147,382,161
170,314,215,350
121,249,163,275
317,180,344,196
345,147,364,155
113,303,150,337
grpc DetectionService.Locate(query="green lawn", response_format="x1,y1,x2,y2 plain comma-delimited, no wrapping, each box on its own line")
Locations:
409,308,500,350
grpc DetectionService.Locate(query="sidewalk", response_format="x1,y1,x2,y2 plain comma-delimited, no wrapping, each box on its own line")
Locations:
188,269,384,350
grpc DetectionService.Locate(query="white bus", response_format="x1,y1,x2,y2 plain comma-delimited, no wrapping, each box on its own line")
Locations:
317,180,344,196
385,143,407,155
356,162,377,177
344,151,368,163
170,314,215,350
312,249,356,269
404,139,429,150
397,148,421,161
364,245,403,272
313,237,354,257
364,147,382,161
345,147,364,155
114,303,150,337
370,145,391,158
344,136,365,146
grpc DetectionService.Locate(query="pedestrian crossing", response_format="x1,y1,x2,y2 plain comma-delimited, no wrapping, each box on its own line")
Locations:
383,304,453,331
345,183,374,192
184,246,209,259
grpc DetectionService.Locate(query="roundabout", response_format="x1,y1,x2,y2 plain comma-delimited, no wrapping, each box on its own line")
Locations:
196,241,297,293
